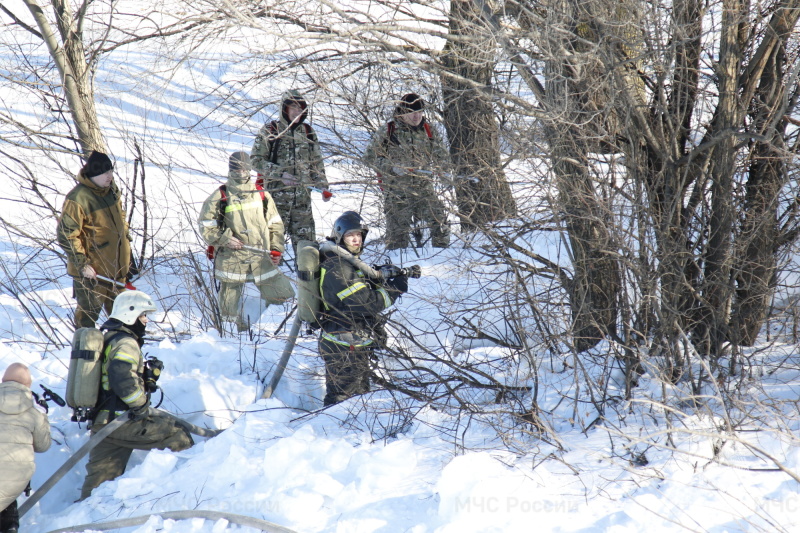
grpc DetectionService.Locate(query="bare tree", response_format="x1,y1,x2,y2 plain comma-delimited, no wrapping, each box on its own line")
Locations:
488,0,800,377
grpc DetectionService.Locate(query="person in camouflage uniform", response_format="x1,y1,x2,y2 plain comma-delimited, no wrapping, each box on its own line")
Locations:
57,151,134,328
363,93,450,250
198,152,294,332
80,291,194,500
251,90,329,252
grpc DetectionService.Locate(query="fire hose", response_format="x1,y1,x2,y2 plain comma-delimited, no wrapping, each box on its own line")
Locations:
20,409,224,517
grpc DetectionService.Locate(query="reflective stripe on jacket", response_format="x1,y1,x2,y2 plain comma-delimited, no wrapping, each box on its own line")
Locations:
198,172,286,283
94,323,146,424
318,243,395,334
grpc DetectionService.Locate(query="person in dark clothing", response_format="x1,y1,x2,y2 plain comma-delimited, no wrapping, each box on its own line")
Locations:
317,211,408,405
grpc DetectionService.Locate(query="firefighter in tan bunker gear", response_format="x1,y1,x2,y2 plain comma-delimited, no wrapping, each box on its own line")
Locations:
0,363,51,533
80,291,194,500
198,152,294,332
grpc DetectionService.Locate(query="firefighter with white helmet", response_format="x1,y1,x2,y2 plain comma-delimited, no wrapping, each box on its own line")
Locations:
80,290,194,499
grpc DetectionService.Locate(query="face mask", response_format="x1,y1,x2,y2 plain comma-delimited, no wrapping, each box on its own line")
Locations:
229,170,250,183
129,319,147,346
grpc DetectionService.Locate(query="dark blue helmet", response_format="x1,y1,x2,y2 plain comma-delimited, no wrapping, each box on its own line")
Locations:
331,211,368,244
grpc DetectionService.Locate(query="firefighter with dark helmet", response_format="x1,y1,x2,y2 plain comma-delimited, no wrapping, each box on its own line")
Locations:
318,211,408,405
80,290,194,499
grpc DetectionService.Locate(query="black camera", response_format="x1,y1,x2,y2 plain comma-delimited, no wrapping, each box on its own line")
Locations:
143,357,164,393
31,385,66,413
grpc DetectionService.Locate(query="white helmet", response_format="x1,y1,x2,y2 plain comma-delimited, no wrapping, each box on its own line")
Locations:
110,290,157,325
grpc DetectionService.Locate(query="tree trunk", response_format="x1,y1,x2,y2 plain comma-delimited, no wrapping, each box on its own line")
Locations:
23,0,104,153
554,134,621,351
730,22,794,345
539,0,625,351
441,0,516,229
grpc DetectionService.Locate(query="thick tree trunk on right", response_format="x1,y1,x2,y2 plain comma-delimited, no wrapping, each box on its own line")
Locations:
730,25,793,345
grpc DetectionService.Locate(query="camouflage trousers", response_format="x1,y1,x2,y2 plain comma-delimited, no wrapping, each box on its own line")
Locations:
73,276,120,329
382,178,449,250
81,413,194,499
272,194,316,252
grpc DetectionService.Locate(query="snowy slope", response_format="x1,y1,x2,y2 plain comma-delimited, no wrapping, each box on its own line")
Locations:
3,224,800,533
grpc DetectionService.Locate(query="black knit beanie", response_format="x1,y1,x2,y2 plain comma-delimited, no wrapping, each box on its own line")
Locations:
229,152,251,172
83,151,113,179
396,93,424,115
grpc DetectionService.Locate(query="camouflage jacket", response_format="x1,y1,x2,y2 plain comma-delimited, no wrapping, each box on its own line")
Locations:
251,117,327,206
363,118,449,178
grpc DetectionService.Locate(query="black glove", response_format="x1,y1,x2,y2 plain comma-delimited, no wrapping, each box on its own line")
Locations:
128,399,150,421
378,264,402,280
31,391,48,413
127,256,140,282
385,274,408,296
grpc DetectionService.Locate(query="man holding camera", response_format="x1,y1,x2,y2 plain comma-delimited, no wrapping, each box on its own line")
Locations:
80,290,194,500
0,363,51,533
318,211,410,406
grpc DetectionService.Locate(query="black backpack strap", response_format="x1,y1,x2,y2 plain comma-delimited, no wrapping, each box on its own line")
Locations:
93,330,135,421
303,123,315,149
385,121,397,147
267,121,280,165
216,185,228,229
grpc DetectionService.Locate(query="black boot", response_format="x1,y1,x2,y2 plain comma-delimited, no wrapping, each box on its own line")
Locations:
0,499,19,533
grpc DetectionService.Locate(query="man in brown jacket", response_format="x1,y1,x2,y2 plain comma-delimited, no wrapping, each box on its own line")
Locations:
57,151,133,328
0,363,51,533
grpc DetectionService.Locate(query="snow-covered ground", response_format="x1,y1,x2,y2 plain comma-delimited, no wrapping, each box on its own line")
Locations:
2,1,800,531
4,225,800,533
